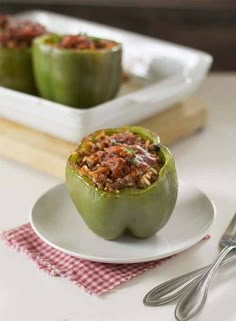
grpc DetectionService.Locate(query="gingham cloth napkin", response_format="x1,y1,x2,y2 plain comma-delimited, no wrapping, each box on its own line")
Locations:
0,223,209,296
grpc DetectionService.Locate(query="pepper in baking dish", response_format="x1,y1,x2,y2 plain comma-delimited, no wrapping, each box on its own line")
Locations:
0,15,46,94
65,126,178,240
32,34,122,108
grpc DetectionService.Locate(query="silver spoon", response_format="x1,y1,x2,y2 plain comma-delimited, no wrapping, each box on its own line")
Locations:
175,213,236,321
143,251,236,306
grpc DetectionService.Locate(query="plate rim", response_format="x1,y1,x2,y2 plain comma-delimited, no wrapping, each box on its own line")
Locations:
30,181,216,264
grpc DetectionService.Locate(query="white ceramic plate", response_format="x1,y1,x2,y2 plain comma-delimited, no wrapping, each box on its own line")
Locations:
30,180,215,264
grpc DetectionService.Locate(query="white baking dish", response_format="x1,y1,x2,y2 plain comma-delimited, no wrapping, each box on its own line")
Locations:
0,10,212,142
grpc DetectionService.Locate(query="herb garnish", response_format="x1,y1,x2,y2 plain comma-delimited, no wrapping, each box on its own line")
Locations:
124,147,137,155
128,158,138,165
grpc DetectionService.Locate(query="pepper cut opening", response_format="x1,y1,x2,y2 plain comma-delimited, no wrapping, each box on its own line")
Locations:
70,129,164,192
45,34,118,50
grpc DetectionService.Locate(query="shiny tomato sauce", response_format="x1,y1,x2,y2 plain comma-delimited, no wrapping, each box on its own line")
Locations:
73,131,163,192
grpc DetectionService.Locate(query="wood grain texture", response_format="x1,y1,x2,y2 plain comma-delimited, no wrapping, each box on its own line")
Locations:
0,98,207,179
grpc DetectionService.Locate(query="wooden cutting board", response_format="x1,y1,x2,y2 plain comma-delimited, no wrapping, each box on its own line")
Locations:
0,98,207,179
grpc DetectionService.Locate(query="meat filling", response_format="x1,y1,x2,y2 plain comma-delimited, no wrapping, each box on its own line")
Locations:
73,131,163,192
0,15,10,29
57,35,117,50
0,15,46,48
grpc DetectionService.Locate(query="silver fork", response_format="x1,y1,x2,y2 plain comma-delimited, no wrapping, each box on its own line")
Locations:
143,213,236,319
143,251,236,306
175,213,236,320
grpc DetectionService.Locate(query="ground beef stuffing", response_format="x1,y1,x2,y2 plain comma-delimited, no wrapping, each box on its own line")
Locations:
57,35,117,50
73,131,163,192
0,15,10,29
0,15,46,48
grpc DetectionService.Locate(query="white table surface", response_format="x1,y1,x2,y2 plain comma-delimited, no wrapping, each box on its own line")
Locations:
1,73,236,321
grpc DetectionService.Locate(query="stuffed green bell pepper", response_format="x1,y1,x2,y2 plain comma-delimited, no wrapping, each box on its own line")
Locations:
32,34,122,108
0,15,46,94
66,126,178,240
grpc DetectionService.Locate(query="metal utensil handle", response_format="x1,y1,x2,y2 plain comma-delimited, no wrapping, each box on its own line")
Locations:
143,267,205,306
143,253,236,306
175,245,234,321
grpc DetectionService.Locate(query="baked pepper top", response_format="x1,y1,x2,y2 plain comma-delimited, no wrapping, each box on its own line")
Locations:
32,33,122,108
0,15,10,29
71,130,163,192
66,127,178,240
0,15,46,48
55,34,117,50
0,15,46,94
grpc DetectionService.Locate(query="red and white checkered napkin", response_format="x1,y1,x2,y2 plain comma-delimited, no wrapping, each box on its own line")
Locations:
1,223,173,296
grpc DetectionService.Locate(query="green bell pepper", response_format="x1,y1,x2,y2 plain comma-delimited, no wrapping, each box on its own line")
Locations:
0,15,46,94
65,126,178,240
0,47,37,94
32,34,122,108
